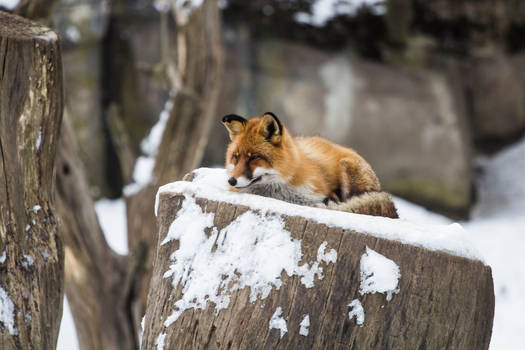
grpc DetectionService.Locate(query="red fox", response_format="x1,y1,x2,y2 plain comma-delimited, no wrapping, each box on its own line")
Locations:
222,112,398,218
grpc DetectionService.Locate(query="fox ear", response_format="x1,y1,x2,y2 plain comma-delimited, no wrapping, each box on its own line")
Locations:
260,112,282,144
222,114,247,140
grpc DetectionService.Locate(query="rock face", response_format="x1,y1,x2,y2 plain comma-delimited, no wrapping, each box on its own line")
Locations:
204,36,473,215
141,187,494,349
464,55,525,151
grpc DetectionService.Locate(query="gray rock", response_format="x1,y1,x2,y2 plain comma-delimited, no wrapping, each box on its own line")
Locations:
464,55,525,150
205,37,473,215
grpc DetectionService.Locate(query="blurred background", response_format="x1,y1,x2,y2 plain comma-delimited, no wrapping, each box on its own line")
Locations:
1,0,524,349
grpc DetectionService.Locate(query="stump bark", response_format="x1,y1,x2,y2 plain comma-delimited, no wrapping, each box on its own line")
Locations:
0,11,64,349
142,189,494,349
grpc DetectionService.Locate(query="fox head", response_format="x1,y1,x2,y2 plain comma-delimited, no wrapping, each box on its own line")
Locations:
222,112,285,190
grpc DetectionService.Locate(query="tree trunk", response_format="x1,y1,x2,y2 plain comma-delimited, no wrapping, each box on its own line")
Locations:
142,187,495,349
55,114,138,350
126,0,223,332
0,12,64,349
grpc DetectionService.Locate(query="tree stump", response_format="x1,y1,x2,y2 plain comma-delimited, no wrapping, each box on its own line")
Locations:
0,11,64,349
141,172,494,350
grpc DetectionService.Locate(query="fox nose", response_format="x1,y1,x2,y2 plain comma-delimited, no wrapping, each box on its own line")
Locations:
228,177,237,186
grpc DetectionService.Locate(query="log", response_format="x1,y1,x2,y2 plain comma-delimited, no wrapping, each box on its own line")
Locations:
126,0,223,330
0,11,64,349
141,171,494,350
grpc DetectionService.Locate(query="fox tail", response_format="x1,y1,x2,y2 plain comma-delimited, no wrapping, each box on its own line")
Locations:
321,191,398,219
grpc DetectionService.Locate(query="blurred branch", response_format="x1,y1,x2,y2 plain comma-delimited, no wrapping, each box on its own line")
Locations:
55,114,139,350
127,0,223,340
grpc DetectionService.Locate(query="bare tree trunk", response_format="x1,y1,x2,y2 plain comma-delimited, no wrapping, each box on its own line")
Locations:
142,188,495,350
55,115,138,350
0,11,64,349
126,0,223,331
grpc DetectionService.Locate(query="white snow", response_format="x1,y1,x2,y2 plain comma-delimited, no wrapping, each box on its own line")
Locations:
0,0,19,10
0,285,17,335
65,26,81,43
156,167,482,261
317,241,337,264
294,0,385,27
124,95,174,196
162,196,338,327
269,306,288,339
36,126,42,150
394,136,525,350
359,247,400,301
299,314,310,336
0,247,6,264
22,254,34,268
32,205,41,213
57,297,79,350
347,299,364,325
156,332,166,350
94,198,129,255
37,30,58,42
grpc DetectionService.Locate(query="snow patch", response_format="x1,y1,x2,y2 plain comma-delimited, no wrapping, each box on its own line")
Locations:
0,0,20,10
294,0,385,27
156,332,166,350
269,307,288,339
0,285,17,335
22,254,34,269
0,247,6,264
162,195,337,327
348,299,364,325
156,167,482,261
299,314,310,336
32,205,41,213
37,29,58,42
36,126,42,150
124,95,174,196
359,247,400,301
94,198,128,255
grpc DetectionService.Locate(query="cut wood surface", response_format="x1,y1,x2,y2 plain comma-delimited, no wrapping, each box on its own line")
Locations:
142,187,495,350
0,11,63,349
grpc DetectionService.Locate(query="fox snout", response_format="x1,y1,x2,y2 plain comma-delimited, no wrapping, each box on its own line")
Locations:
228,177,237,186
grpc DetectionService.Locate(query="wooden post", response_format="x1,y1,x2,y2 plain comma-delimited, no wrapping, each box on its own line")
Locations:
0,11,64,349
142,186,494,349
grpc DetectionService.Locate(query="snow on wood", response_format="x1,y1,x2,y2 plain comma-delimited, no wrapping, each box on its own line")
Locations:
269,307,288,339
359,247,400,301
157,168,483,261
347,299,364,326
141,170,495,349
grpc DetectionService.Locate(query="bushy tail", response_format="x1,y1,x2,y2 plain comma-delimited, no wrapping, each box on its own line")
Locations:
321,191,398,219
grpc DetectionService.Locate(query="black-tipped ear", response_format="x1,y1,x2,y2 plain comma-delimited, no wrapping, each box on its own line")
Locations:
222,114,247,140
260,112,282,144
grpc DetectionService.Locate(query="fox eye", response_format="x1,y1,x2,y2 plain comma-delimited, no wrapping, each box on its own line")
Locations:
232,154,239,164
248,155,260,162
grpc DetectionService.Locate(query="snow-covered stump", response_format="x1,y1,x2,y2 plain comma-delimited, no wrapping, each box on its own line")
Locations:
142,169,494,350
0,12,64,350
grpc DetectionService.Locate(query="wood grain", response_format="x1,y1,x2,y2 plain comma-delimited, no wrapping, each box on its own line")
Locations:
0,11,64,350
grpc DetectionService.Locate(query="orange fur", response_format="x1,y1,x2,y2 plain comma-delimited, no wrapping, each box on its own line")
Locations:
223,112,380,202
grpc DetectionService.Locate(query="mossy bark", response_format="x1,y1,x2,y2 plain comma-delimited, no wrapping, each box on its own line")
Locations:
0,11,64,349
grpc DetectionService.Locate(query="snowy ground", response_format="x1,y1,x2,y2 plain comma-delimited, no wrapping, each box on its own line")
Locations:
57,137,525,350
